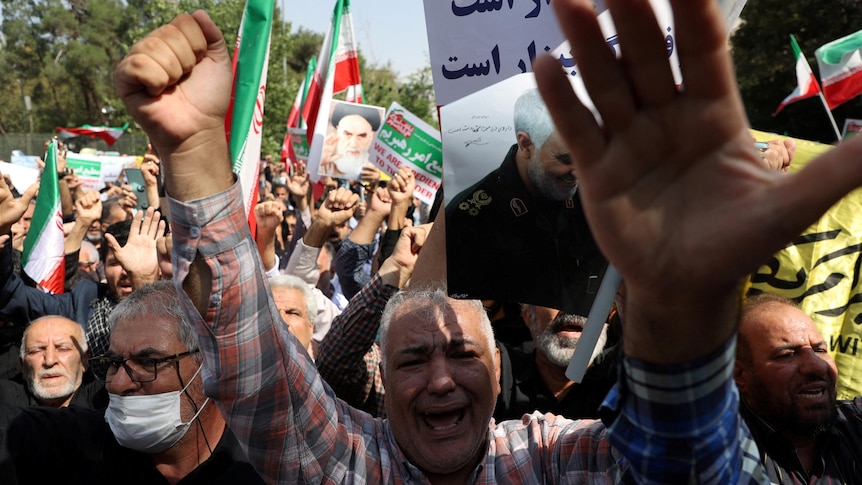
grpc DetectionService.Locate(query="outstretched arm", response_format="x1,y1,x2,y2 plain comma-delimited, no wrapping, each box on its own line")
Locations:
534,0,862,482
114,11,234,316
535,0,862,365
115,12,364,481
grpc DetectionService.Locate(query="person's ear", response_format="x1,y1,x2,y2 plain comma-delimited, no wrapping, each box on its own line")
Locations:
516,132,534,159
493,347,502,398
733,360,747,392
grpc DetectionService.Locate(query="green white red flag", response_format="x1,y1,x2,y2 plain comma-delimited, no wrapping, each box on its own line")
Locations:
816,29,862,110
281,57,316,165
226,0,275,236
773,35,822,116
303,0,363,181
55,123,129,146
22,140,65,294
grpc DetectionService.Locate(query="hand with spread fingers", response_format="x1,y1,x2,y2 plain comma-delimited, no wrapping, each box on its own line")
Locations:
0,176,37,235
104,206,166,290
534,0,862,364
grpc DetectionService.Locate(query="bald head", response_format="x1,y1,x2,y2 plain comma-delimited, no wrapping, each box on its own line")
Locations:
735,295,838,440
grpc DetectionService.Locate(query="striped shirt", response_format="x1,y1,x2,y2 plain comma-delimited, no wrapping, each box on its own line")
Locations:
169,182,767,484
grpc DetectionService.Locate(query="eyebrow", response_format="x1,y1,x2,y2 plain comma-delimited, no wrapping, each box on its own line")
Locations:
105,347,169,359
28,338,74,349
396,337,478,357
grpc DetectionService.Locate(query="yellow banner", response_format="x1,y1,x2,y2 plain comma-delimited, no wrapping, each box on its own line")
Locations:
749,130,862,399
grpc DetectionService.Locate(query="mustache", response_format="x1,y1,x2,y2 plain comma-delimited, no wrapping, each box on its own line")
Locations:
549,313,587,332
38,369,69,379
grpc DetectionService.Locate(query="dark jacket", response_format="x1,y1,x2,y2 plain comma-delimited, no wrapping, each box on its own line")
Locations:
742,397,862,483
445,144,608,315
0,402,265,484
0,240,109,333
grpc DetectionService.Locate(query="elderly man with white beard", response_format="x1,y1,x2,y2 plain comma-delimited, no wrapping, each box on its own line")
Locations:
320,103,381,180
0,316,106,410
494,305,617,420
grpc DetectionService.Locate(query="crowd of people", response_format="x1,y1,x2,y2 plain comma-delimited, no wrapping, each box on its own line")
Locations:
0,0,861,483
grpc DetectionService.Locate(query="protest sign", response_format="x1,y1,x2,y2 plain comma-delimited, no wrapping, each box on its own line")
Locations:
0,161,39,192
424,0,746,106
748,130,862,399
370,102,442,204
842,118,862,139
10,150,41,169
423,0,565,106
289,129,310,164
66,152,135,191
318,100,385,181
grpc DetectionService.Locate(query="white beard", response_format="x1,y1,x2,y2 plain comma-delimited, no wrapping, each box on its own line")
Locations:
334,153,366,179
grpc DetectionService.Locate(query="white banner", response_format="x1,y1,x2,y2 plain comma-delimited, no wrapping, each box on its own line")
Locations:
65,153,136,191
423,0,566,106
425,0,747,107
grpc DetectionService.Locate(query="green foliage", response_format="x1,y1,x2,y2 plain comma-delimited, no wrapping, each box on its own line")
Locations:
0,0,435,157
732,0,862,142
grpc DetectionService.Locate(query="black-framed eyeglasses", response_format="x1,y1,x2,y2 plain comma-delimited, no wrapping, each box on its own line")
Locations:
88,349,200,383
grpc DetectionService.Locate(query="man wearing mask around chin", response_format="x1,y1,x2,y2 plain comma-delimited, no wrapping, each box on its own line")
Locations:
0,281,263,484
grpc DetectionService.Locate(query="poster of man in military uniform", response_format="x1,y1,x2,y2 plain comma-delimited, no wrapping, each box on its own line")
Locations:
443,76,608,316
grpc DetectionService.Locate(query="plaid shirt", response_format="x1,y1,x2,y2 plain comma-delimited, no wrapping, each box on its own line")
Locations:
85,296,117,357
170,182,768,484
315,273,393,417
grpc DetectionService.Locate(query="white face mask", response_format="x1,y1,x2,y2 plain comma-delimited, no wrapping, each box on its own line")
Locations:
105,363,209,453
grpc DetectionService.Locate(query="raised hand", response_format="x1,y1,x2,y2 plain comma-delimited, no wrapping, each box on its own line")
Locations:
255,200,286,271
387,166,416,207
315,187,360,228
378,223,432,289
0,176,37,234
104,207,165,290
386,166,416,230
533,0,862,362
74,191,103,227
288,161,310,195
359,163,382,186
368,186,393,217
113,11,234,201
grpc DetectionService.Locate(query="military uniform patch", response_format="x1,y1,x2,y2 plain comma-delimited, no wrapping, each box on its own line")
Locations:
510,198,528,217
458,189,492,216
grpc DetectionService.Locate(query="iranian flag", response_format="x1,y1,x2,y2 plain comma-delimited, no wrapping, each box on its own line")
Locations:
303,0,363,181
816,29,862,110
225,0,275,236
280,57,316,165
22,140,65,294
55,123,128,146
773,35,822,116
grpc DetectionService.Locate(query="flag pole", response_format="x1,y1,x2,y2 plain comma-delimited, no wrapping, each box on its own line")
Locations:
816,91,843,142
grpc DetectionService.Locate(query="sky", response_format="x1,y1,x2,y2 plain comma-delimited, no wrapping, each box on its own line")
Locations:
281,0,431,79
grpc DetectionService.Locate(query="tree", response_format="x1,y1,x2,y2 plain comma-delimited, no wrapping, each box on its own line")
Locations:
732,0,862,143
0,0,435,158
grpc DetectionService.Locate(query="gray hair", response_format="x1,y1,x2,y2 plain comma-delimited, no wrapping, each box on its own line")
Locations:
80,240,100,263
107,281,201,362
20,316,88,359
269,274,317,323
513,88,554,150
379,283,495,367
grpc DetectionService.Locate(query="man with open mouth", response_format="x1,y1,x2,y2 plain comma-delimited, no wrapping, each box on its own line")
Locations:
735,294,860,483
